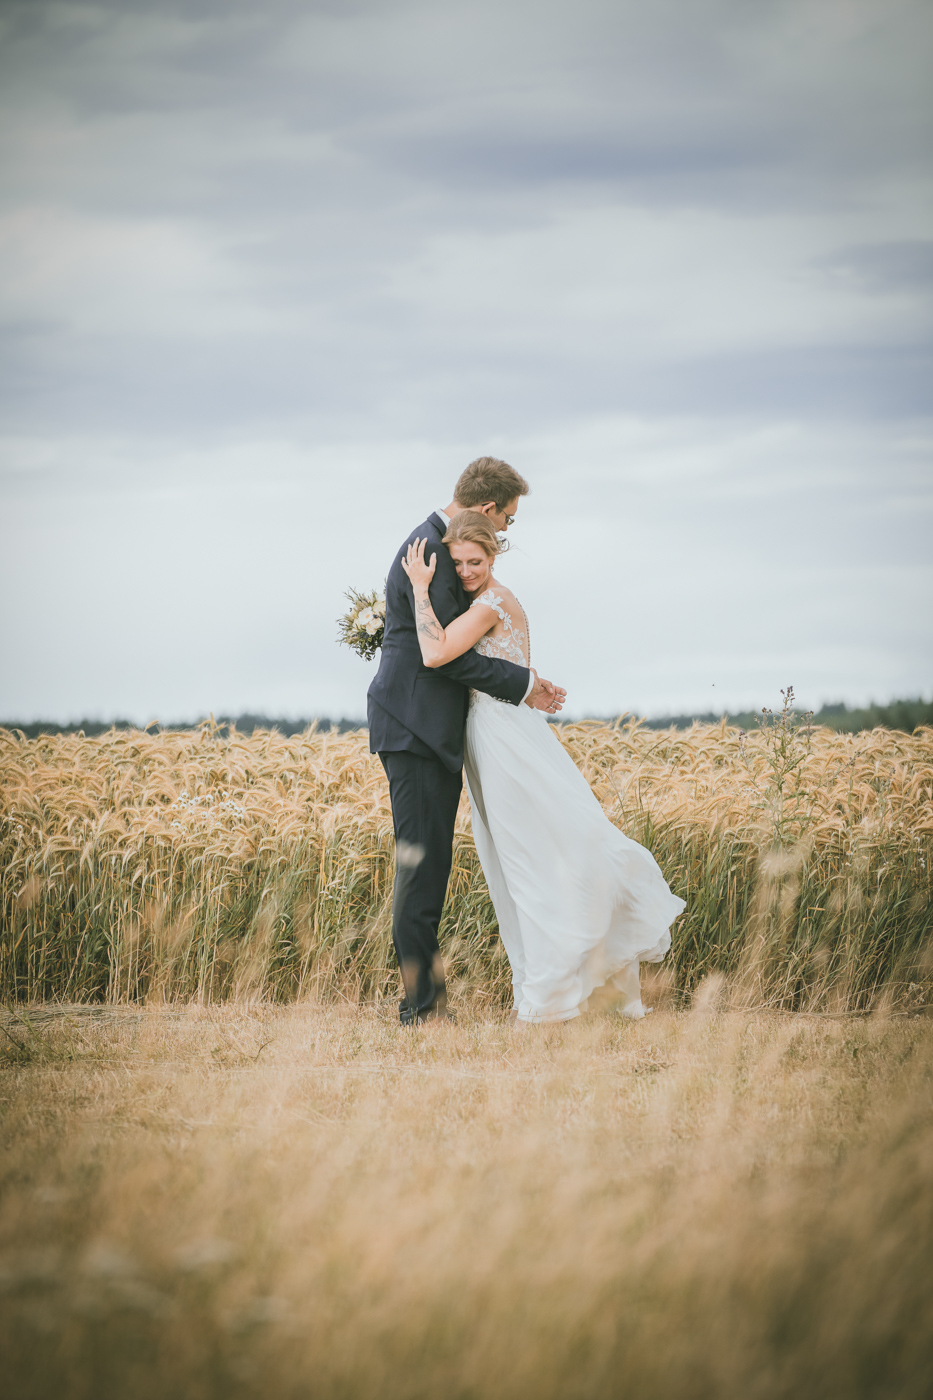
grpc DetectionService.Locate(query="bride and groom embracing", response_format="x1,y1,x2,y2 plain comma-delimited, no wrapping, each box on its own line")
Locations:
367,456,685,1026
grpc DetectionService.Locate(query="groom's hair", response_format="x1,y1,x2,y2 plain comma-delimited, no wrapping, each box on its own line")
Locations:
454,457,530,510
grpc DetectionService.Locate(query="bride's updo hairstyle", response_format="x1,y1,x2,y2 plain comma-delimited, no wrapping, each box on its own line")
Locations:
442,511,508,558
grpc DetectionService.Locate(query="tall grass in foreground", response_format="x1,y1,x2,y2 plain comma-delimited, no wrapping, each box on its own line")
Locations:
0,1006,930,1399
1,710,931,1010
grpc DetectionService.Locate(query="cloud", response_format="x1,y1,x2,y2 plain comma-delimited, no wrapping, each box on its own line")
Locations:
0,0,930,718
815,240,933,295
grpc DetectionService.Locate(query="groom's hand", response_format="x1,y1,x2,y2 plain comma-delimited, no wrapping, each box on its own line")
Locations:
526,669,566,714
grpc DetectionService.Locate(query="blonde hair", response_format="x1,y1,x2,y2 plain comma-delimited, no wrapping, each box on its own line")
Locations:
442,510,507,558
453,457,529,510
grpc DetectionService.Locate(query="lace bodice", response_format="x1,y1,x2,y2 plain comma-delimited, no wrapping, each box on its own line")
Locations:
470,590,529,667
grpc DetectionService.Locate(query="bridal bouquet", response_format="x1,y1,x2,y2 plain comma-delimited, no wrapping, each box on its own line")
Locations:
337,588,386,661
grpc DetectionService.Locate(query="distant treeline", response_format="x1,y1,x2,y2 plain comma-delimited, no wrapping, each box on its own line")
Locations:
640,697,933,735
0,714,365,741
3,697,932,740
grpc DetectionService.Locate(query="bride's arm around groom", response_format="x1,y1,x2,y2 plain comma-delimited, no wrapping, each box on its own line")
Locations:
368,507,561,773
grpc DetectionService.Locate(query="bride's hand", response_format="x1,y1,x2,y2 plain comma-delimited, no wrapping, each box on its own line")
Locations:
401,538,437,590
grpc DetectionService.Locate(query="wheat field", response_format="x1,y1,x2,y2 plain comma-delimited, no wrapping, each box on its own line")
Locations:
1,714,931,1011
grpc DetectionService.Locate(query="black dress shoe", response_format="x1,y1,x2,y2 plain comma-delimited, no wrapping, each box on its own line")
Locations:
399,999,454,1026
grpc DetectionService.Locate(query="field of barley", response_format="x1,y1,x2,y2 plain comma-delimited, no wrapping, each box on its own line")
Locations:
1,711,931,1011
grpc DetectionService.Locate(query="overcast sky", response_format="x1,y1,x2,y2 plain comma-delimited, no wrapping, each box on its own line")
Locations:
1,0,931,723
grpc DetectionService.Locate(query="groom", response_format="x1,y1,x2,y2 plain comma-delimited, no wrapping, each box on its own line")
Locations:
368,456,566,1024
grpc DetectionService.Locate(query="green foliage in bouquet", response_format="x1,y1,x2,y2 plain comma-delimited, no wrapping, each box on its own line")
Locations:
337,588,386,661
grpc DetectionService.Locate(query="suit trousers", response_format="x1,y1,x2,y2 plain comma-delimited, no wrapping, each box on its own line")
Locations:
379,750,463,1021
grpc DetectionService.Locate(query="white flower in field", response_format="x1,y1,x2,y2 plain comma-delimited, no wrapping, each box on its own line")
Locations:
356,606,376,631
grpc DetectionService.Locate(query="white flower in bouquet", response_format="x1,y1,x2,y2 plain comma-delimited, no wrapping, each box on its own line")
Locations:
338,587,387,660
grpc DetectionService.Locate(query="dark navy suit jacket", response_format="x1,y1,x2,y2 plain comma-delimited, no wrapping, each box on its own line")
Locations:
367,513,530,773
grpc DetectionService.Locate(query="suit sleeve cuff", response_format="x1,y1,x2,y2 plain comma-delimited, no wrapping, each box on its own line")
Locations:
521,671,535,703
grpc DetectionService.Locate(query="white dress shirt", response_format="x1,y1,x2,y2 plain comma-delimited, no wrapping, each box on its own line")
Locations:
436,509,534,703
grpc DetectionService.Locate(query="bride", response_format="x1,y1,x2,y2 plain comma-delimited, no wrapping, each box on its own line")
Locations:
402,512,685,1024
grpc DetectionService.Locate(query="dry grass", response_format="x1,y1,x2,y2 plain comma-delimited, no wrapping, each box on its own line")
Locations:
2,717,931,1010
0,1001,930,1398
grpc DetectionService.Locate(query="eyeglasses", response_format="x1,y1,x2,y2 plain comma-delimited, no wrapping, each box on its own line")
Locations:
502,512,515,527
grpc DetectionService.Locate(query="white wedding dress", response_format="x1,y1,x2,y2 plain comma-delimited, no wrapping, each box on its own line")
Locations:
463,589,686,1023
